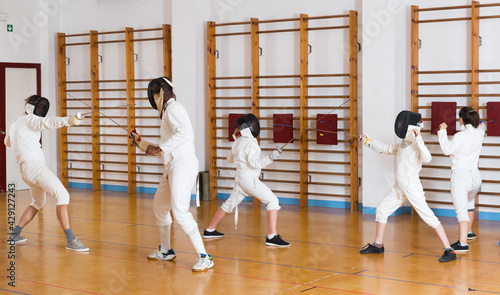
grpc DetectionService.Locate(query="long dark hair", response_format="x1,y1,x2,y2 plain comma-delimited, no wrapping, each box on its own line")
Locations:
459,107,479,128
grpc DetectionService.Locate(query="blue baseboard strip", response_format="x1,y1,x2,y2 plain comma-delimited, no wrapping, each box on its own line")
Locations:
68,182,500,221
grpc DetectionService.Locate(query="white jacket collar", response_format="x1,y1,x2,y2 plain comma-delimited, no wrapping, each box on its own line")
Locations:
166,97,176,106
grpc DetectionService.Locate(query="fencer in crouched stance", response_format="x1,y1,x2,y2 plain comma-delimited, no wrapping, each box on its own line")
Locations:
438,107,485,253
359,110,456,262
129,77,213,272
203,114,290,247
5,95,89,251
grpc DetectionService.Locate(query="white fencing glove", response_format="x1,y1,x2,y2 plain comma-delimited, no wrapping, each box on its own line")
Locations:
68,114,82,126
269,146,282,161
360,133,386,155
129,129,155,153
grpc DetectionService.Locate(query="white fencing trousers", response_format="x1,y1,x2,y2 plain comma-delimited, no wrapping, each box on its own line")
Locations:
153,155,199,234
450,169,481,222
221,177,281,214
375,184,441,229
20,160,70,210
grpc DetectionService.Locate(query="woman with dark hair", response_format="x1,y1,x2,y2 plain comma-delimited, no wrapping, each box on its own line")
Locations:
438,106,485,253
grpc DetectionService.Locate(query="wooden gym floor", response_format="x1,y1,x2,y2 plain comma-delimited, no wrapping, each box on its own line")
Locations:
1,188,500,295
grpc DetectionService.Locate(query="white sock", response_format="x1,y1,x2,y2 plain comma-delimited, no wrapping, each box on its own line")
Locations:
159,225,171,252
187,228,207,255
459,241,468,246
206,228,215,232
268,233,277,239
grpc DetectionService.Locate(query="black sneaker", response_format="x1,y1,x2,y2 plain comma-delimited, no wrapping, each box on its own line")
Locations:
203,229,225,239
467,231,477,240
451,240,469,253
265,234,290,247
439,249,457,262
359,243,384,254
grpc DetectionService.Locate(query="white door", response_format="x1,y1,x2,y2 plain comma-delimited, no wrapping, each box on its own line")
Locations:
5,68,38,191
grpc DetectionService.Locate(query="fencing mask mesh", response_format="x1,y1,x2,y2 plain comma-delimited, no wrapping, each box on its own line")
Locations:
394,110,422,139
25,95,50,117
236,113,260,138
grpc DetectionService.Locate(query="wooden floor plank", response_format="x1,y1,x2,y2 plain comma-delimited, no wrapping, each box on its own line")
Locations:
1,188,499,294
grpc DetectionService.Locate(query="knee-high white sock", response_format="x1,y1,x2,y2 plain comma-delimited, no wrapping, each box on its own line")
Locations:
159,225,171,252
187,228,207,255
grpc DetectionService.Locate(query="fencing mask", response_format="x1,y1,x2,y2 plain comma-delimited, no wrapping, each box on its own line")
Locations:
147,77,175,112
394,110,423,139
235,113,260,138
25,95,50,117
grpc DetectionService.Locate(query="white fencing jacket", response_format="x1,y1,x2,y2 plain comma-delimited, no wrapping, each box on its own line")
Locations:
227,132,273,179
381,135,432,192
159,98,196,167
438,124,485,171
6,113,70,166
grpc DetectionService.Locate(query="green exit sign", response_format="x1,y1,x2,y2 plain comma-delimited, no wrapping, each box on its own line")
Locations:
7,24,13,32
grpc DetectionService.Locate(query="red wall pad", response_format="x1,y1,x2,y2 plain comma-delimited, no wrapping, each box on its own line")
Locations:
487,102,500,136
431,102,457,135
316,114,338,145
228,113,246,141
273,114,294,143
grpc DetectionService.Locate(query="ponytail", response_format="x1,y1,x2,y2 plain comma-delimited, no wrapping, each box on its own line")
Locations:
459,107,479,128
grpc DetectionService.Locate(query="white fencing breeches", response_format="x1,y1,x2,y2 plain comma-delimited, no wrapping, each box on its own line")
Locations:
451,169,481,222
20,160,70,210
153,155,199,235
221,177,281,213
376,184,441,228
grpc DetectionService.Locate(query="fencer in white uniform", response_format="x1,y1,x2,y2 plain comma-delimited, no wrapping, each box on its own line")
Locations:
129,77,213,272
203,114,290,247
438,107,485,252
359,110,456,262
5,95,89,251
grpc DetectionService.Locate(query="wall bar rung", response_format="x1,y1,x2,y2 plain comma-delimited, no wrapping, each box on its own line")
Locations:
478,15,500,19
256,17,300,24
131,27,163,32
307,14,350,20
418,17,471,23
307,26,349,31
96,30,125,35
97,40,125,44
418,70,470,74
213,76,251,80
61,33,89,38
64,42,91,46
211,21,251,27
257,28,300,34
416,5,471,12
214,32,251,37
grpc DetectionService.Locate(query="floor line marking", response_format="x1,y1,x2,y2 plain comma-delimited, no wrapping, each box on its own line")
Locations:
3,244,375,295
0,288,31,295
0,233,480,290
0,276,102,295
2,227,499,266
300,286,317,292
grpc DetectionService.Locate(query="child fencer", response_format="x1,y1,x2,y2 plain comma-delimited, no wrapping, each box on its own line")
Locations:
203,114,290,247
129,77,213,272
5,95,89,251
438,107,485,252
359,110,456,262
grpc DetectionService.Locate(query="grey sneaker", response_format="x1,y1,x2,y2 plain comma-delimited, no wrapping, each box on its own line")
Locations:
192,254,214,272
7,235,27,244
147,247,176,261
65,238,89,252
